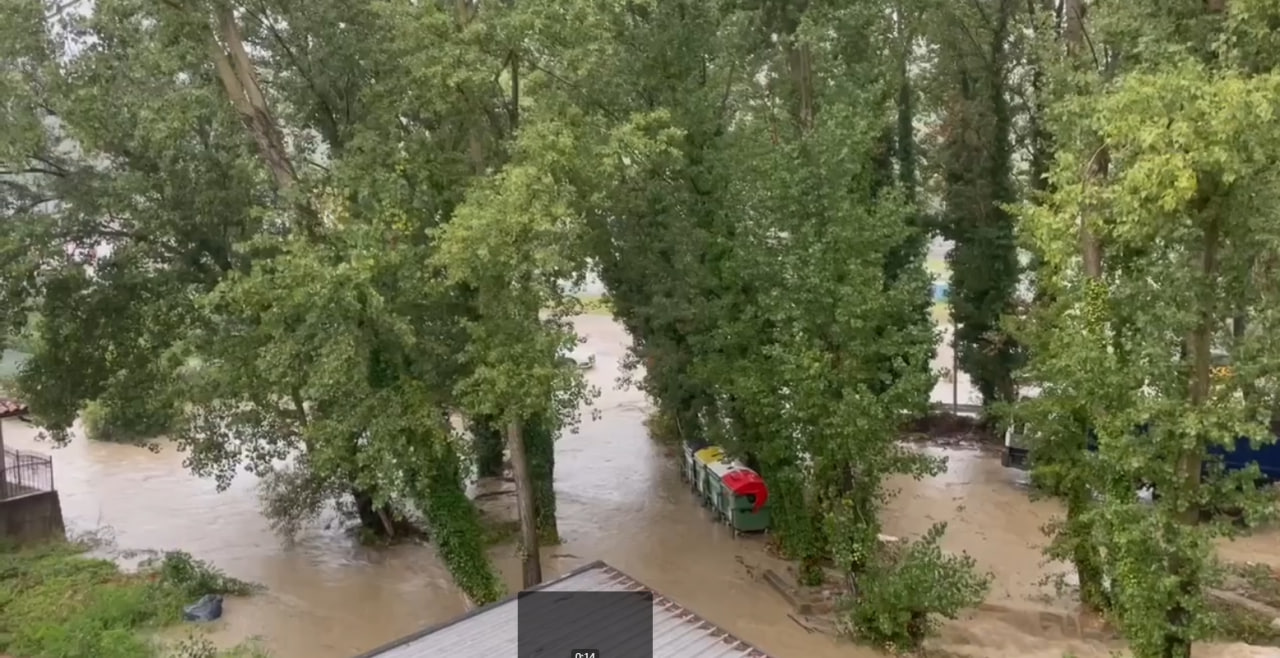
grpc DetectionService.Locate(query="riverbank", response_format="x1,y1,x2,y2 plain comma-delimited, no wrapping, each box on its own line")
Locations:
0,541,267,658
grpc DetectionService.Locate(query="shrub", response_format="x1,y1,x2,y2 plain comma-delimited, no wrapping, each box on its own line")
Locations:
146,551,260,598
843,522,991,653
81,397,180,443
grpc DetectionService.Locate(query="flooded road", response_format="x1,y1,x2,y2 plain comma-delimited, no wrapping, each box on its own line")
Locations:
3,314,1276,658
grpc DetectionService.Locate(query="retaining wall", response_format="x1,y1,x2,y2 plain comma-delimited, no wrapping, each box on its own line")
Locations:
0,490,66,544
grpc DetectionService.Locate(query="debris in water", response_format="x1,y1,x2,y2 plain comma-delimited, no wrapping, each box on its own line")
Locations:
788,613,816,634
183,594,224,622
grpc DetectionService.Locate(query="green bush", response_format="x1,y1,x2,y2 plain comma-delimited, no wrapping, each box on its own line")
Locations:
81,397,179,443
843,523,991,653
0,542,265,658
147,551,260,599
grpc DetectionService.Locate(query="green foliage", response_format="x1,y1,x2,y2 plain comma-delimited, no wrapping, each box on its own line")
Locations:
512,0,990,638
928,0,1023,409
81,396,180,444
255,463,349,540
1016,2,1280,653
0,542,264,658
414,441,504,605
842,524,992,653
1202,562,1280,646
0,0,578,601
525,414,560,544
145,551,260,600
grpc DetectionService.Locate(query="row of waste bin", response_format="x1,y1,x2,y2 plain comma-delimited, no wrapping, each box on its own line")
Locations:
680,442,771,535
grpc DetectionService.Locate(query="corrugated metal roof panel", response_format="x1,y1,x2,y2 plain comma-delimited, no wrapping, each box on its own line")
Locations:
356,561,773,658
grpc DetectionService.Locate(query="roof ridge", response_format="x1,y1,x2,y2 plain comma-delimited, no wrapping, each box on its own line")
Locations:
592,563,772,658
354,560,776,658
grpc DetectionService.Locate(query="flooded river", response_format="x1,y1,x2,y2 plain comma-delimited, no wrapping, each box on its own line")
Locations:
3,315,1276,658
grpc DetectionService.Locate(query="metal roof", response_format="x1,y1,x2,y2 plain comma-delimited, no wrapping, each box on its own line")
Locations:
354,560,774,658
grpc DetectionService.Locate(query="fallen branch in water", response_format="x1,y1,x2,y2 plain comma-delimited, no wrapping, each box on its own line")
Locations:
788,613,817,634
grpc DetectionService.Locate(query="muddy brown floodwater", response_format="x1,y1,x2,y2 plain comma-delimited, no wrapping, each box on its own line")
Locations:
4,314,1279,658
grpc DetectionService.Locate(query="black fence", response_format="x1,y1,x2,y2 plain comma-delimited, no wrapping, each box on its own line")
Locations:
1,447,54,500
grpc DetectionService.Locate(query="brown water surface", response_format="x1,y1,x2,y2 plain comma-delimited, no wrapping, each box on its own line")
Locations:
4,314,1275,658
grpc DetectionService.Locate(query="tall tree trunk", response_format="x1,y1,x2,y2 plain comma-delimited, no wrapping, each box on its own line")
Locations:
1064,0,1104,281
199,6,321,236
208,9,296,194
1062,0,1111,614
508,419,542,588
1160,206,1220,658
785,39,815,133
500,24,537,573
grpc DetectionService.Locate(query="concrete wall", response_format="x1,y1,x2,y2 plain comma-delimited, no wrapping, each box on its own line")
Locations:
0,490,66,544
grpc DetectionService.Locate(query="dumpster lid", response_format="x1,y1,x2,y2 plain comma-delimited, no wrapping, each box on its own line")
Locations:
722,469,768,511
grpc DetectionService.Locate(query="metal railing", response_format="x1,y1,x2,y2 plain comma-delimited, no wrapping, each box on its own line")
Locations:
1,447,54,500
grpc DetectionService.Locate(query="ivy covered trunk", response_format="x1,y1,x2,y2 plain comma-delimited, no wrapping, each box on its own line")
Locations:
525,415,559,544
414,438,503,605
1065,489,1109,611
770,470,828,586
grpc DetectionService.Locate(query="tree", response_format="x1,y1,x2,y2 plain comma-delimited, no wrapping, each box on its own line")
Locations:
0,0,267,445
930,0,1023,411
432,101,594,586
0,0,534,605
516,0,991,643
1007,0,1116,615
1019,1,1280,654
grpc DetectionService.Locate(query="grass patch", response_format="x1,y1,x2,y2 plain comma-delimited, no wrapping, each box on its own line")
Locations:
926,258,950,278
575,295,613,316
0,542,264,658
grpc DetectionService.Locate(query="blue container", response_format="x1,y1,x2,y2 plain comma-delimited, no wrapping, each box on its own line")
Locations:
1004,425,1280,484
